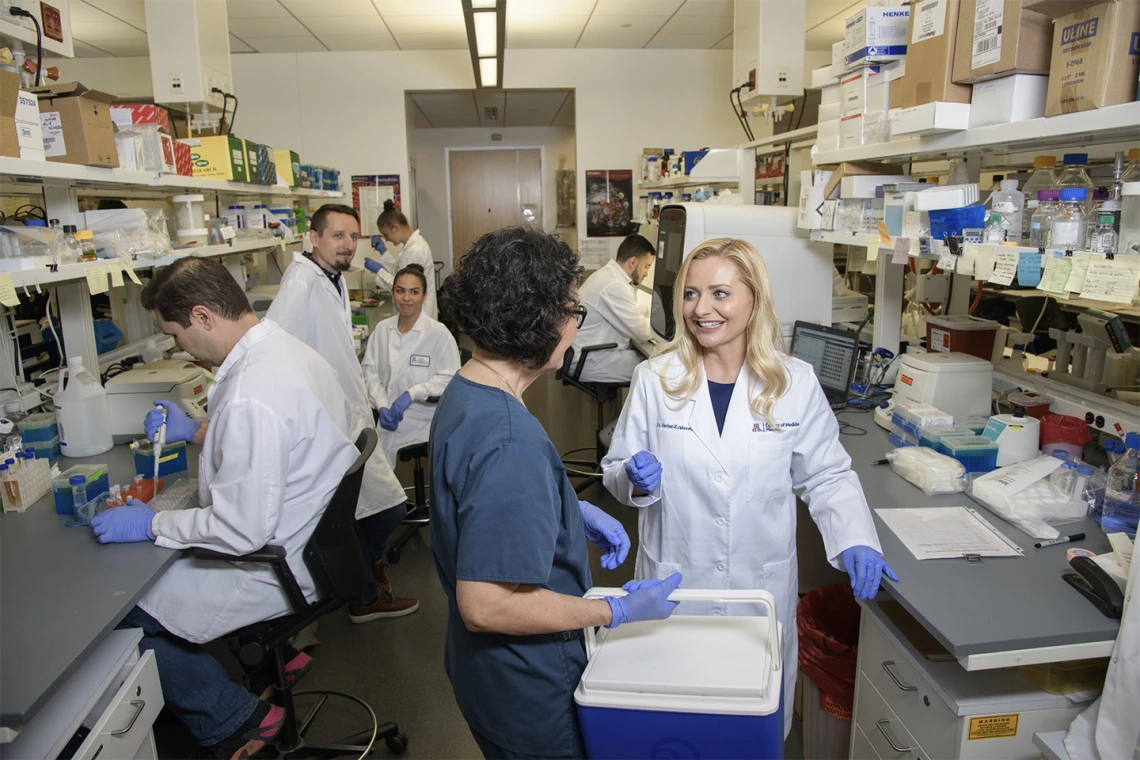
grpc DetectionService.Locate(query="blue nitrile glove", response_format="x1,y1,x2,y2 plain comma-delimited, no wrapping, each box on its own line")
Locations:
579,500,630,570
842,545,899,601
604,572,683,628
625,450,662,493
390,392,413,421
144,400,198,444
90,501,155,544
378,407,398,431
364,257,382,274
370,236,387,254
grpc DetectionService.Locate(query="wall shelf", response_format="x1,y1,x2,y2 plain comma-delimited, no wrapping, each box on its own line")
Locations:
639,175,738,190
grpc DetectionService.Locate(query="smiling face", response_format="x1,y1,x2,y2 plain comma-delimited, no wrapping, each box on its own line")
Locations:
393,272,426,319
681,256,755,354
309,211,359,273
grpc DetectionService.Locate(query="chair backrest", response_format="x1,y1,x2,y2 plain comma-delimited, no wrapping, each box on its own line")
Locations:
557,346,576,381
303,428,377,603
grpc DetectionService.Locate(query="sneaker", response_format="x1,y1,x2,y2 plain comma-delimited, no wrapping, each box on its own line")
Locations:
373,559,392,595
251,650,314,699
205,700,285,760
349,591,419,623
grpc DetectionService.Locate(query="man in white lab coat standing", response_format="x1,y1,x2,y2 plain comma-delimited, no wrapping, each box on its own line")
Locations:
571,234,655,383
267,204,419,623
89,257,359,759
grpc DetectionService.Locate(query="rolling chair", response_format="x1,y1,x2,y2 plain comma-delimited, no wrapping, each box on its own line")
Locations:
193,429,408,758
386,396,439,565
556,344,629,493
432,261,444,291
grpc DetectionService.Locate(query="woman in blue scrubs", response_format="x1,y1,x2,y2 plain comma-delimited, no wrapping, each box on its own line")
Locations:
430,227,684,759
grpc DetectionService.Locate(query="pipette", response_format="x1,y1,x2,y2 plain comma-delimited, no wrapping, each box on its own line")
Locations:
153,405,167,483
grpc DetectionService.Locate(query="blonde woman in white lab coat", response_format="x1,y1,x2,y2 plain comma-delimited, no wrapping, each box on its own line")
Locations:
361,263,460,468
602,237,897,738
363,199,438,319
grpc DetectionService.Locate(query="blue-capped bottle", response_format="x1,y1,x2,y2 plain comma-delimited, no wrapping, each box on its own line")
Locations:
1049,188,1087,251
1102,432,1140,538
1056,153,1095,214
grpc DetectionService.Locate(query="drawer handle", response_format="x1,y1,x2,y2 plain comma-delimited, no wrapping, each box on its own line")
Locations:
110,700,146,737
882,660,918,692
876,719,914,753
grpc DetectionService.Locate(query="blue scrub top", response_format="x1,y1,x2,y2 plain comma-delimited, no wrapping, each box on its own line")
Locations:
708,379,735,435
429,375,592,757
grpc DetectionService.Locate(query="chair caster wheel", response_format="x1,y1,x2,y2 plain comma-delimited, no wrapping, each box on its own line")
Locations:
386,547,400,564
386,731,409,754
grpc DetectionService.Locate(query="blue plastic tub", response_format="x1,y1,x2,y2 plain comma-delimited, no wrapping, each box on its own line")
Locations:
941,434,999,473
575,589,784,760
133,441,188,478
929,205,986,240
52,464,110,515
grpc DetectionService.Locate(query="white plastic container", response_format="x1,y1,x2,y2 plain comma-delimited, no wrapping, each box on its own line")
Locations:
1118,182,1140,256
245,205,267,230
990,179,1025,244
171,194,206,233
54,356,113,458
982,407,1041,467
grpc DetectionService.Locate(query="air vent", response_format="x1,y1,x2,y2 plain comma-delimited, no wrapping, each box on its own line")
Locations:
484,107,499,121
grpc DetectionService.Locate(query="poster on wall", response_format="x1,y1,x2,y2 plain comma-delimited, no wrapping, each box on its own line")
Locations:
585,169,635,238
352,174,401,236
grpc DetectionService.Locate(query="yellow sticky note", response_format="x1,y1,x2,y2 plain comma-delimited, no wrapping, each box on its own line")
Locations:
0,275,20,307
85,265,109,295
109,263,125,288
122,261,142,285
866,238,880,262
876,220,892,245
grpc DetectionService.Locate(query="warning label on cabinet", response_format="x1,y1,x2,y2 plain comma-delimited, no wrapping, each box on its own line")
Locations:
968,714,1019,740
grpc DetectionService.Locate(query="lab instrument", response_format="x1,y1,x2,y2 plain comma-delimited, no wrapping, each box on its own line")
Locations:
152,404,167,482
104,361,209,444
1035,533,1086,549
894,352,993,419
983,406,1042,466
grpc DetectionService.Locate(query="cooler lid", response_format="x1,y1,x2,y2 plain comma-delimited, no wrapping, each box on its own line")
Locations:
900,352,992,373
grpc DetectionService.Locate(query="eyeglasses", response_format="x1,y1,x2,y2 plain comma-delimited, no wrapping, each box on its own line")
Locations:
568,304,588,329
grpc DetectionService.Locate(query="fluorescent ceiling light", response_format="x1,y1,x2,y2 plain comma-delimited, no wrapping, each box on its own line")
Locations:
474,11,497,58
480,57,498,88
471,0,496,7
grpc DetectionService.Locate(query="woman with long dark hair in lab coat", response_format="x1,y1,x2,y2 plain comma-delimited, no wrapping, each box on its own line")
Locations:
363,200,438,319
601,237,898,738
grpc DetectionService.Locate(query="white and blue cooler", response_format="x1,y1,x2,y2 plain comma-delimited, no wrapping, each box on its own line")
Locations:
574,589,784,759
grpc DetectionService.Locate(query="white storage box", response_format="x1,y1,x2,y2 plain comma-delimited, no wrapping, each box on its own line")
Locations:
833,293,870,322
818,101,841,123
575,589,784,760
839,111,865,149
820,83,841,105
841,174,913,199
811,65,839,89
968,74,1049,129
840,66,880,112
798,169,835,231
892,102,970,135
13,89,45,160
844,6,910,68
895,352,994,419
833,40,846,72
914,183,980,211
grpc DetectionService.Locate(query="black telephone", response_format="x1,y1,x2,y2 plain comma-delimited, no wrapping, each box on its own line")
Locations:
1063,555,1124,619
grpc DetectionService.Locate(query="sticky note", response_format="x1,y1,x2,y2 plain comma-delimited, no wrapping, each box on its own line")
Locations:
866,237,880,262
109,263,125,288
938,249,956,271
122,261,142,285
891,237,910,265
990,249,1018,286
957,244,977,276
876,220,892,245
1064,253,1093,293
1080,257,1140,304
1017,251,1043,287
85,265,110,295
0,275,20,307
848,246,868,273
1037,253,1073,295
972,245,997,282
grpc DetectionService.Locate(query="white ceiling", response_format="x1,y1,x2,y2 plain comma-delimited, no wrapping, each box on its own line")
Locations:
408,88,574,128
67,0,862,57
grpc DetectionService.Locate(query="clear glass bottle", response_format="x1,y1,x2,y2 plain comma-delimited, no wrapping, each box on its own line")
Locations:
947,158,970,185
1050,188,1088,251
75,230,97,262
1029,189,1059,248
1057,153,1095,213
990,179,1025,243
61,224,81,264
1087,208,1119,254
1022,156,1059,240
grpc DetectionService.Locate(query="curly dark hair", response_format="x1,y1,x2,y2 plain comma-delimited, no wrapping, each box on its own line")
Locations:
441,227,583,369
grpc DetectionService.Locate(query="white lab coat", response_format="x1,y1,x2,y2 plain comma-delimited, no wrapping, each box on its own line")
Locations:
571,260,653,384
140,320,359,644
374,230,437,319
1064,551,1140,760
268,252,406,518
602,351,882,737
360,311,461,468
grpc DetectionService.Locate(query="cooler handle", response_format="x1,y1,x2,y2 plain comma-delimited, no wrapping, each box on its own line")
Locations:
581,587,781,682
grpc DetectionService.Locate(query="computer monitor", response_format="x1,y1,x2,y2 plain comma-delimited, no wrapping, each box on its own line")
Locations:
790,321,859,399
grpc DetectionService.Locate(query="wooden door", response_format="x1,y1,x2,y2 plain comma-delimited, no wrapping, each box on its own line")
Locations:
449,149,542,270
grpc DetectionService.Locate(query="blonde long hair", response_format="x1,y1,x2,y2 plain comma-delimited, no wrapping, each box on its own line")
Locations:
657,238,789,429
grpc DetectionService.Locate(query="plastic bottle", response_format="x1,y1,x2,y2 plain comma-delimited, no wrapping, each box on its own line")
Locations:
1050,188,1088,251
61,225,81,265
1057,153,1095,213
1102,431,1140,537
990,179,1024,243
1022,158,1059,241
70,474,87,512
983,213,1006,244
1087,204,1119,254
1029,189,1059,248
947,158,970,186
54,355,113,457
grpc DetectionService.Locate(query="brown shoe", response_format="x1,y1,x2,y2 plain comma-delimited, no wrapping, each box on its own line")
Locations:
349,591,419,624
373,559,392,595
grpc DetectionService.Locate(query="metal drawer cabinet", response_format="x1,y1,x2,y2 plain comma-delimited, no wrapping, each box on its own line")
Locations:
72,650,163,760
852,721,883,760
855,671,930,760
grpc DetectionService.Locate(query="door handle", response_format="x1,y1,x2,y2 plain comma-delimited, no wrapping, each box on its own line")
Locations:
882,660,918,692
876,719,914,753
110,700,146,736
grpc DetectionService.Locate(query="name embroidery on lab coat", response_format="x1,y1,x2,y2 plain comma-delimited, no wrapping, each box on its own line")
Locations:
657,422,693,431
409,355,431,367
753,422,800,432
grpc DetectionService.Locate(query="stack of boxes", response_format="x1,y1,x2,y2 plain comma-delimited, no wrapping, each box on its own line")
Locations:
0,71,44,161
110,104,192,175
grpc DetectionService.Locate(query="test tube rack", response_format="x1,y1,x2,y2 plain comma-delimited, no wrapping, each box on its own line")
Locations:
1,459,53,513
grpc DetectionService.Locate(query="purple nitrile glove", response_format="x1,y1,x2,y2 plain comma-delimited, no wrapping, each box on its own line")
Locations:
625,450,662,493
604,572,683,628
371,236,387,254
842,545,899,601
144,400,198,444
579,500,630,570
389,392,413,422
364,257,382,273
90,501,156,544
378,407,399,431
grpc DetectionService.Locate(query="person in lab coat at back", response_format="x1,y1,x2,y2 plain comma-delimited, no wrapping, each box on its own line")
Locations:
601,238,897,738
571,234,655,383
361,263,461,468
89,257,359,759
268,204,418,623
363,199,438,319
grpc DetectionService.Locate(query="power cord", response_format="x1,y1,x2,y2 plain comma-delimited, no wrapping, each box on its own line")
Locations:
8,7,43,86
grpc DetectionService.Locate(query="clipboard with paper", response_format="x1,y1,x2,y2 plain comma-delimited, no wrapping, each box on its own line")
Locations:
875,507,1024,560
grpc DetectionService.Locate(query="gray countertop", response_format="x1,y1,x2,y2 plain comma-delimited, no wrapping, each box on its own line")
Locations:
0,445,194,727
845,421,1119,657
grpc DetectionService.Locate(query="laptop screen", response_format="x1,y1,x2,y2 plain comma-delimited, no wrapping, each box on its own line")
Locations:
790,322,858,396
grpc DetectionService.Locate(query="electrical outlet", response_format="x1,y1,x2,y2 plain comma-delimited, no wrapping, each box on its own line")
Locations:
747,69,756,91
169,72,183,93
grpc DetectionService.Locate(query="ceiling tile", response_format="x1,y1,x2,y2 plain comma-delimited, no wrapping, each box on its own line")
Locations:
72,40,115,57
71,18,145,44
508,0,597,15
507,15,588,47
805,29,840,50
372,0,462,15
228,16,309,36
318,32,400,50
244,35,328,52
658,14,730,35
412,91,478,128
230,35,255,52
712,32,732,49
85,0,146,23
300,15,390,35
392,31,469,49
645,31,728,48
280,0,378,15
383,13,465,34
581,13,667,38
593,0,683,15
576,31,655,48
226,0,291,19
69,1,115,25
503,90,569,127
675,0,734,17
91,38,151,56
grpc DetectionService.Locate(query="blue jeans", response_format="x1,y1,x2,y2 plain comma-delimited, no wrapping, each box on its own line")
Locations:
471,728,585,760
351,503,408,606
117,606,258,747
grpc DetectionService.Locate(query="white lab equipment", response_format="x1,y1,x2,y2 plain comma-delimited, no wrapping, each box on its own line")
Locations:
54,356,114,458
1049,309,1135,395
982,407,1042,466
650,204,832,342
969,455,1093,539
171,195,207,241
893,352,994,419
886,446,968,495
104,361,210,444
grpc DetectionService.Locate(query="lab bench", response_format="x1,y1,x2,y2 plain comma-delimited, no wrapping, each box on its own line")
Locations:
842,426,1118,760
0,444,195,751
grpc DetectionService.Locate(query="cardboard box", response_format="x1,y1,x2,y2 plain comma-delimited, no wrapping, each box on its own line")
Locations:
114,132,145,171
29,82,119,167
968,73,1049,127
833,40,846,71
0,70,19,159
1044,1,1140,116
109,104,171,134
844,6,910,68
1,73,45,160
822,161,906,200
179,136,246,181
172,139,192,176
952,0,1053,83
275,149,301,186
892,101,972,134
890,0,972,108
1024,0,1102,17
